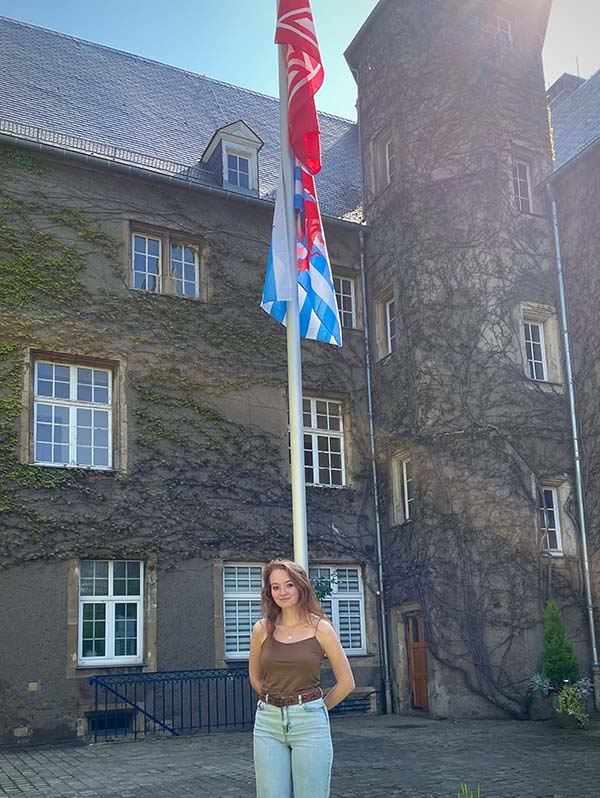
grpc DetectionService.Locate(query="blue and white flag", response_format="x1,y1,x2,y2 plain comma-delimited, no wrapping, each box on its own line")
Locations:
261,163,342,347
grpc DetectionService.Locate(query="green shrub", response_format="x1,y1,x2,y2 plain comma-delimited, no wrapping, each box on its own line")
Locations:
542,599,579,686
457,785,480,798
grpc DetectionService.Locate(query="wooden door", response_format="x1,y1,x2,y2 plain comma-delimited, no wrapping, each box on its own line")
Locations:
406,612,429,710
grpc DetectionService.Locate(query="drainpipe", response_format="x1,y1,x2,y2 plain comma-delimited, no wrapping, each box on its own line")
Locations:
358,227,393,714
547,184,600,704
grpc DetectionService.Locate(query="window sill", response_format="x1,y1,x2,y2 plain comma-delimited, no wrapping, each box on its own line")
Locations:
29,462,115,473
306,483,348,491
543,550,564,559
340,326,363,334
514,209,547,220
129,286,203,303
388,519,414,530
525,379,564,395
76,661,145,670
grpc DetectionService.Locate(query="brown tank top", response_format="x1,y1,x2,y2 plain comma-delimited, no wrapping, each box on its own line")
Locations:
260,633,324,695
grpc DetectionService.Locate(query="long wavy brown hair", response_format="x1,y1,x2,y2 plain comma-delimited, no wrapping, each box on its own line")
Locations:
262,559,327,639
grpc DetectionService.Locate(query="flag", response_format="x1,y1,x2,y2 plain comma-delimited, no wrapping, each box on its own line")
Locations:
261,0,342,347
275,0,324,175
262,163,341,346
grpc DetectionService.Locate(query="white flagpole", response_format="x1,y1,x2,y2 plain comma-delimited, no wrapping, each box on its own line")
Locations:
278,42,309,572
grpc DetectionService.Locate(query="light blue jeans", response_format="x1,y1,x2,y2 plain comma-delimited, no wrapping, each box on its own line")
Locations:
253,697,333,798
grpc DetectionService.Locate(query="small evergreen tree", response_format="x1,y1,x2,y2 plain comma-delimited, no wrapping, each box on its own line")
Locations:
542,598,580,686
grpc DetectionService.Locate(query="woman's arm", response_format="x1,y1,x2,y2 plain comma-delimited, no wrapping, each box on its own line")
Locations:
316,620,356,710
248,618,267,694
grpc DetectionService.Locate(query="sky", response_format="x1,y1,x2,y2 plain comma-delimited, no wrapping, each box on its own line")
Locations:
0,0,598,120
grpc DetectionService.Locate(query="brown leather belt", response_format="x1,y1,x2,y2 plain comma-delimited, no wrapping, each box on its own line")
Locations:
259,687,323,707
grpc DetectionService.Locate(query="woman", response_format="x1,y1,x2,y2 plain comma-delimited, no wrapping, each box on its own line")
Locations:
249,559,355,798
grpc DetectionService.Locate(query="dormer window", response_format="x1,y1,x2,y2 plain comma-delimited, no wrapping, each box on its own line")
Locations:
227,153,250,190
201,120,263,196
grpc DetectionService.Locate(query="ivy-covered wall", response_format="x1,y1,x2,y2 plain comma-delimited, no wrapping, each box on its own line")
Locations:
349,0,591,719
0,145,379,741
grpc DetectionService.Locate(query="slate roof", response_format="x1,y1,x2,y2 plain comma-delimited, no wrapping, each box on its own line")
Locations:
552,68,600,171
0,16,362,222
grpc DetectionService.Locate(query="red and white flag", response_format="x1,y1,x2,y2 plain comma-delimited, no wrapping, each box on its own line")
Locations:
275,0,324,175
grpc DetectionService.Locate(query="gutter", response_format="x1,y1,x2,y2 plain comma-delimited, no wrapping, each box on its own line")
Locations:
547,183,600,701
358,227,393,715
0,132,363,232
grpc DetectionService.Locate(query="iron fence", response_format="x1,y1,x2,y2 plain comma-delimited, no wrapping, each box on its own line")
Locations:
89,668,255,741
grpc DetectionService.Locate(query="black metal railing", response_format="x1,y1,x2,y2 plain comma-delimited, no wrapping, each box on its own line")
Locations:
89,668,255,741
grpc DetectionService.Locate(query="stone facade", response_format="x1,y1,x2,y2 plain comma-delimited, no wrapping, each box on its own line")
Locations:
0,151,380,742
346,0,594,718
0,0,598,742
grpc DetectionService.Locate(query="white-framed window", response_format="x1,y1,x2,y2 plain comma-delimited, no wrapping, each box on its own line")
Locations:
374,130,394,191
538,487,563,554
302,397,345,487
309,565,366,654
131,231,200,299
222,562,366,657
385,297,397,355
512,159,532,213
523,321,547,381
132,233,162,293
333,276,356,329
226,152,250,190
496,16,512,46
391,453,415,524
222,141,258,193
223,564,263,658
33,361,112,469
78,560,143,666
169,242,200,299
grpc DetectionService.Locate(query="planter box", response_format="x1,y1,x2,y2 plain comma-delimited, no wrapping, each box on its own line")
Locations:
528,693,558,720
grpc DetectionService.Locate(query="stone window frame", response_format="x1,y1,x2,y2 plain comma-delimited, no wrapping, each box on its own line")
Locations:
531,475,573,558
390,451,415,525
66,557,157,679
217,561,367,660
374,287,397,360
537,485,563,556
129,222,209,301
372,128,395,195
512,158,533,213
21,349,128,473
519,303,563,389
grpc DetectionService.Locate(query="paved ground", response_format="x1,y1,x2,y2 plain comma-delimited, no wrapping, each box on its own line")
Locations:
0,715,598,798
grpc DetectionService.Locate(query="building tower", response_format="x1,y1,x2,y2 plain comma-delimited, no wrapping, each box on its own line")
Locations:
345,0,589,717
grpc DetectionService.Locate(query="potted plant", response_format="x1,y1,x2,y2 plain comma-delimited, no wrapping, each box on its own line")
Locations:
529,599,590,727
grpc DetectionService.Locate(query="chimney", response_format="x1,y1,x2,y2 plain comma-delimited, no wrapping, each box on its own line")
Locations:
547,73,586,110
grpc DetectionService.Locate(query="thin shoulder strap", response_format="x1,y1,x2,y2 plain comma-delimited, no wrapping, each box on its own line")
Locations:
314,617,322,637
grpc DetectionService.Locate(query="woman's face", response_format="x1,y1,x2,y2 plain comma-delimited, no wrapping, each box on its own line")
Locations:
269,568,300,609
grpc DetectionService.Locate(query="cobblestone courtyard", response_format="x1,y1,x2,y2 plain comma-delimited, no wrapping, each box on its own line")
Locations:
1,715,598,798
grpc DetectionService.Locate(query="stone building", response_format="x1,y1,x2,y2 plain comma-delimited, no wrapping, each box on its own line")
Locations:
548,67,600,663
0,0,597,743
